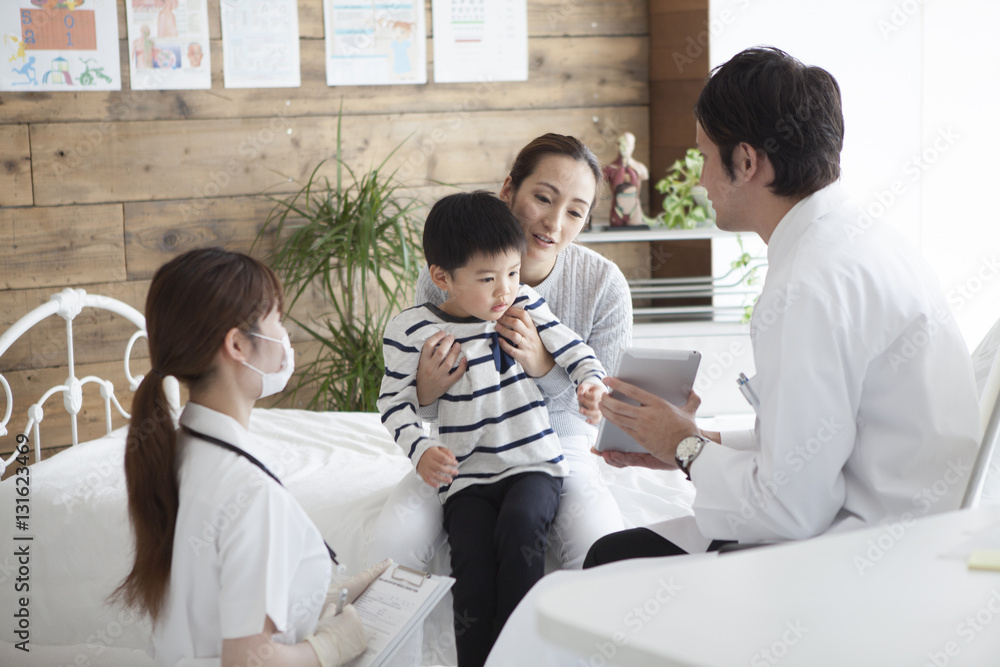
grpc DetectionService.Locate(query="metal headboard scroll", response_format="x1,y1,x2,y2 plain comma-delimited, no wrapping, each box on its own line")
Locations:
0,288,180,474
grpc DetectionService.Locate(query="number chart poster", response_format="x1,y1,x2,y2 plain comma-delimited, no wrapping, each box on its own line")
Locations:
125,0,211,90
324,0,426,86
1,0,121,92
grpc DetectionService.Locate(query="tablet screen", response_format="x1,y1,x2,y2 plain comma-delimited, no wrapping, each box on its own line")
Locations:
594,348,701,454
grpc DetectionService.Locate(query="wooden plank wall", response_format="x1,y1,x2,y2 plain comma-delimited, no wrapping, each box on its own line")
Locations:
0,0,651,465
648,0,711,306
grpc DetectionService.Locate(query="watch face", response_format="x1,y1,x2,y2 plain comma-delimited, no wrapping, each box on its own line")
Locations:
677,437,703,462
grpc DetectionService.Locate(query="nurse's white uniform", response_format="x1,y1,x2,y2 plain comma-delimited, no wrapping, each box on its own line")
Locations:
150,403,332,667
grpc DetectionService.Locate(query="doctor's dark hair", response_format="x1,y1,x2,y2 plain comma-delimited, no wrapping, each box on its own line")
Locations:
423,191,526,273
506,133,605,216
694,47,844,198
111,247,283,621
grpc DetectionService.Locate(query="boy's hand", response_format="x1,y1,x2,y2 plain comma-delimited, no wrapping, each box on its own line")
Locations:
416,447,459,488
577,381,608,425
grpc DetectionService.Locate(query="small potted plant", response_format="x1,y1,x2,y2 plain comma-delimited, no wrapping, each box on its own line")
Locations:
653,148,716,229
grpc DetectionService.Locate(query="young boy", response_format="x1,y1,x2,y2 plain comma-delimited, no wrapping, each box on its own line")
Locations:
377,191,608,667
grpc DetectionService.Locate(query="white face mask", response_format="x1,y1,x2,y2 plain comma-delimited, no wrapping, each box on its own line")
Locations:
241,332,295,399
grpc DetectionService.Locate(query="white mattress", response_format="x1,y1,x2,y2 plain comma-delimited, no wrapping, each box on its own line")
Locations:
0,408,698,665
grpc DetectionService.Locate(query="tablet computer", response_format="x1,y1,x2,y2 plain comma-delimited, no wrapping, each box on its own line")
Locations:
594,348,702,454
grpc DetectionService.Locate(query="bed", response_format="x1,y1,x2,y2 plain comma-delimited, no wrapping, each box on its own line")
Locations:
0,289,701,666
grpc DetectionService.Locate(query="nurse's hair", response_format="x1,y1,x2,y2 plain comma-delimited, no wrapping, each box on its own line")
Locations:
694,46,843,198
506,133,604,216
111,247,283,621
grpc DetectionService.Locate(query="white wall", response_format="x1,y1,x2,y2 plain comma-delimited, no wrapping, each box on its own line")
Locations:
709,0,1000,350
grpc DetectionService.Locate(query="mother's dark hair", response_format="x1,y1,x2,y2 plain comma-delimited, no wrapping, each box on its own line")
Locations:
694,47,844,199
111,247,283,620
507,133,605,214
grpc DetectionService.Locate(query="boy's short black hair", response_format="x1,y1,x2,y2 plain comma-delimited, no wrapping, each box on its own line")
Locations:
422,191,526,272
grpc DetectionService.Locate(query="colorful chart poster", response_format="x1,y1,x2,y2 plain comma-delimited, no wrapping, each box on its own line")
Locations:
324,0,426,86
221,0,301,88
125,0,210,90
1,0,121,92
432,0,527,83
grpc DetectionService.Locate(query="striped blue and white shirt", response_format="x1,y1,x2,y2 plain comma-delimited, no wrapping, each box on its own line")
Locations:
378,284,606,502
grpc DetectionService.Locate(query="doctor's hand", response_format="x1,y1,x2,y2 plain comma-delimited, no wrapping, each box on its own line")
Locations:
596,377,702,467
416,446,459,489
416,331,467,406
304,603,367,667
496,307,555,378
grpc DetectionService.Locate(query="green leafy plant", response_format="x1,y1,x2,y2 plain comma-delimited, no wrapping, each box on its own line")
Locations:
254,122,423,412
730,234,762,323
653,148,716,229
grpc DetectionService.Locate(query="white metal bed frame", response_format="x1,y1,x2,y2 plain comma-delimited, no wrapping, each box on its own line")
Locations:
0,288,178,474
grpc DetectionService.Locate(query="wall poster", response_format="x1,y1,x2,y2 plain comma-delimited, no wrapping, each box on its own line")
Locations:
221,0,301,88
432,0,527,83
1,0,121,92
324,0,426,86
125,0,211,90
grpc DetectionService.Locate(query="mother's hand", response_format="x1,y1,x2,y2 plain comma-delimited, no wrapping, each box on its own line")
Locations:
496,307,555,378
416,331,467,406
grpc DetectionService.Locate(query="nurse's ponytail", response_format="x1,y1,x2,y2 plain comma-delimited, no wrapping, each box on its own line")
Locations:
111,247,283,620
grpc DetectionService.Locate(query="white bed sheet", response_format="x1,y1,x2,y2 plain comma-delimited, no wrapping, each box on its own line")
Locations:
0,408,698,665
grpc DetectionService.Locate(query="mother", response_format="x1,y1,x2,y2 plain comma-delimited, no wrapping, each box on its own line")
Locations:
368,133,633,572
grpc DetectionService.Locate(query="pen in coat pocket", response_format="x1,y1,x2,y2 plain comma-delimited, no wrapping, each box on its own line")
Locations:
737,373,760,412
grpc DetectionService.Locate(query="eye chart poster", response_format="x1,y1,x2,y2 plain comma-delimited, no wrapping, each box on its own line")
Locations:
324,0,426,86
126,0,211,90
432,0,527,83
1,0,121,92
221,0,301,88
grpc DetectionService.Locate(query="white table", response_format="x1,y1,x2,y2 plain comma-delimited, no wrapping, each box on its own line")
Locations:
536,507,1000,666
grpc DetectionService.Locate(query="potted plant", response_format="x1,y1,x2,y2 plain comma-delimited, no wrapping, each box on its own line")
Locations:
254,121,423,412
653,148,716,229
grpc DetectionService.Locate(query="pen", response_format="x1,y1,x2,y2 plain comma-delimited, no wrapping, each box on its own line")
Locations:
737,373,760,412
334,587,348,615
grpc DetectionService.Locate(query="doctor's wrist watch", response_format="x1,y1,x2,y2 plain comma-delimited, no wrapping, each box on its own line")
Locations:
675,435,710,480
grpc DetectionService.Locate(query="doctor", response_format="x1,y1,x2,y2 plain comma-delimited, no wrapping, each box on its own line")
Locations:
586,46,981,564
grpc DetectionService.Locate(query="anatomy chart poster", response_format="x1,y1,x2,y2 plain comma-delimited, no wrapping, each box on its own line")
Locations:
125,0,211,90
221,0,301,88
324,0,426,86
1,0,121,92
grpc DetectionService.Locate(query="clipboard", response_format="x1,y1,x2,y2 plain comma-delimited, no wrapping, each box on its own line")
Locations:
346,563,455,667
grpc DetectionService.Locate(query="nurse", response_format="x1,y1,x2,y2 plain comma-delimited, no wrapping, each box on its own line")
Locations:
113,248,387,667
587,46,981,563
